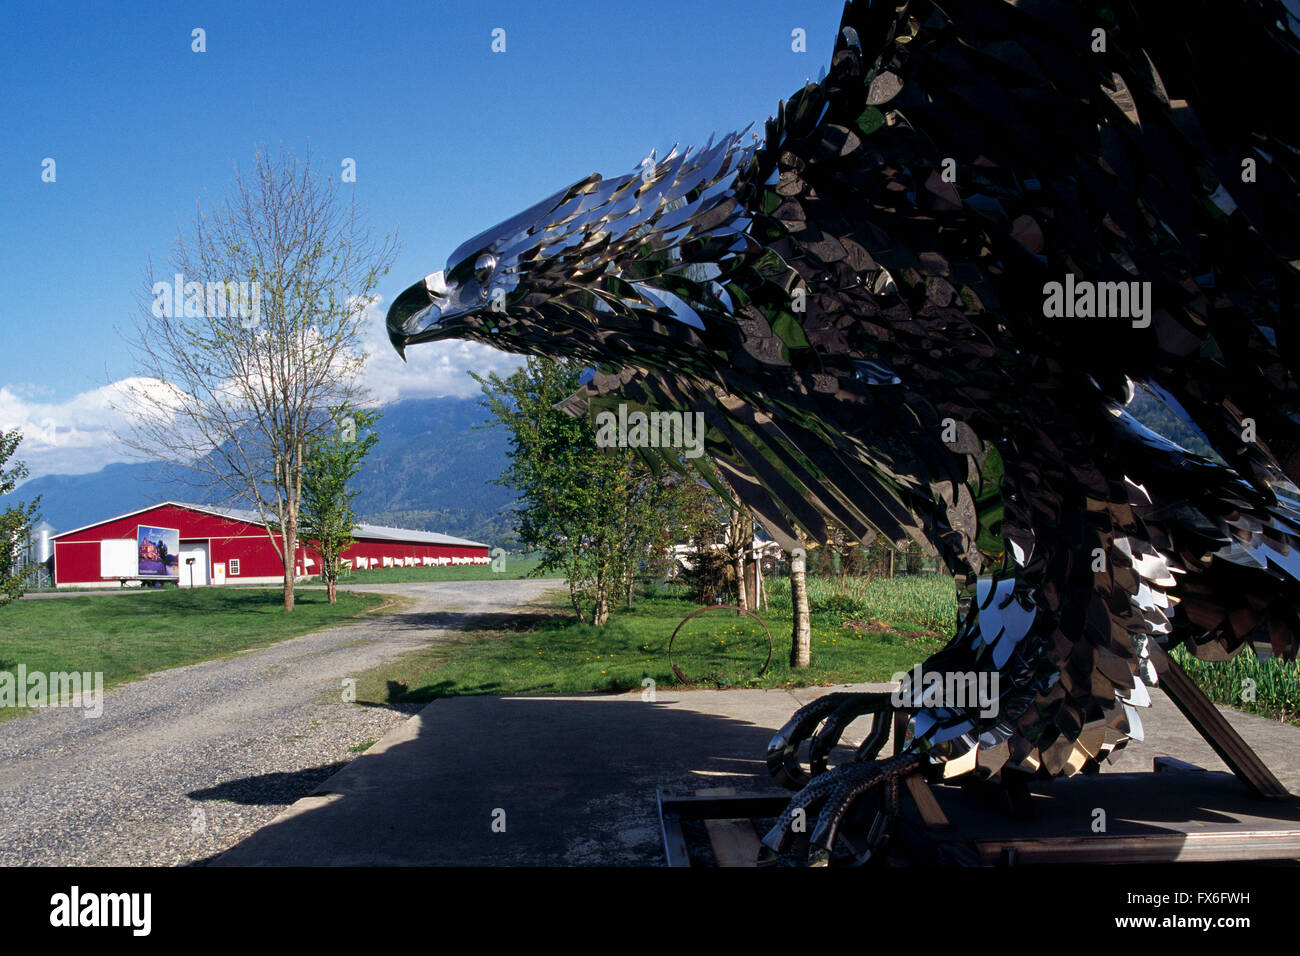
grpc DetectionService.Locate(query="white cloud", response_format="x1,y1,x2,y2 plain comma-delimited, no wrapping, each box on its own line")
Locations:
357,293,524,404
2,295,525,482
0,379,157,482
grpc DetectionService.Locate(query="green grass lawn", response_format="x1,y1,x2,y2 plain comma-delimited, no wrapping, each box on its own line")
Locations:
333,554,558,584
353,575,956,706
1171,644,1300,726
0,588,394,720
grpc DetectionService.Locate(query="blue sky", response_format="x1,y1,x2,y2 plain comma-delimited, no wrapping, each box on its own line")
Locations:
0,0,843,479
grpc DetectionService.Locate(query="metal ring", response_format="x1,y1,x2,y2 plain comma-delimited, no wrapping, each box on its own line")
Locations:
667,604,774,684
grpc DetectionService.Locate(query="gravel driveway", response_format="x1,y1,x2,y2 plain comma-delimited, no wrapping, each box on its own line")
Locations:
0,578,561,866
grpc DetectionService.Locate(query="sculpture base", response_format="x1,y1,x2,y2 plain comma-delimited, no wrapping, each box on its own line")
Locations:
658,765,1300,866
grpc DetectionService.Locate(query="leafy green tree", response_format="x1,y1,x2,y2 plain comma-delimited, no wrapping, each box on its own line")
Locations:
0,429,41,608
475,358,617,624
607,459,705,609
300,407,382,603
474,357,697,626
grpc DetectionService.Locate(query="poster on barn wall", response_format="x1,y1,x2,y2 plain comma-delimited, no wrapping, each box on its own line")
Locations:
137,525,180,577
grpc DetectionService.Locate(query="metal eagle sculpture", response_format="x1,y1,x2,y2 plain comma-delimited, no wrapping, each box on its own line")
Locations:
388,0,1300,863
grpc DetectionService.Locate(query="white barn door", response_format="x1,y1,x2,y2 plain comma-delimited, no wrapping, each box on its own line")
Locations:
177,542,210,588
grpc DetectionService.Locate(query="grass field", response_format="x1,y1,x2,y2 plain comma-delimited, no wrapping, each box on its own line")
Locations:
1171,644,1300,726
762,573,955,634
333,554,556,584
0,588,393,720
352,575,957,706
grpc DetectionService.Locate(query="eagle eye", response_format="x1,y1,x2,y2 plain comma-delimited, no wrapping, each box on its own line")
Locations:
474,254,497,293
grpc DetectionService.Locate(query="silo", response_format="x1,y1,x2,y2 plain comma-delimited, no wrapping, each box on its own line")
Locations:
19,520,56,587
31,520,55,565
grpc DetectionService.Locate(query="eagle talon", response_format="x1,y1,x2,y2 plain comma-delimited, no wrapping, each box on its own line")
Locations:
809,755,920,858
765,754,924,864
766,691,899,790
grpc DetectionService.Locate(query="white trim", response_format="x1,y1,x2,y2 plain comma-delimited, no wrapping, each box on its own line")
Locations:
50,501,208,540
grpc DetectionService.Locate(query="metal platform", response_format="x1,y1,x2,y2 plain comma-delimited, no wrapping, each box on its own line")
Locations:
658,762,1300,866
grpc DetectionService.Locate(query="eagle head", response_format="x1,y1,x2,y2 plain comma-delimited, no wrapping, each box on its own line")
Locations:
386,133,766,379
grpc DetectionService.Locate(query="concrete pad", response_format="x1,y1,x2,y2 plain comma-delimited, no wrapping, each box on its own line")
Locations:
214,681,1299,866
1105,687,1300,794
213,684,888,865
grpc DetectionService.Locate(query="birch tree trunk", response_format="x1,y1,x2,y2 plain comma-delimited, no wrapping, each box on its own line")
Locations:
570,580,586,624
790,541,811,669
593,582,610,627
732,510,750,611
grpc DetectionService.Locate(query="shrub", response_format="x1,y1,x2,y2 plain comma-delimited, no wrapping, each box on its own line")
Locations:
1171,644,1300,725
678,549,733,605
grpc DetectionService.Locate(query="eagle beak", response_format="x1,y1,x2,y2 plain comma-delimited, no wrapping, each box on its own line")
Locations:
388,326,408,361
386,270,454,359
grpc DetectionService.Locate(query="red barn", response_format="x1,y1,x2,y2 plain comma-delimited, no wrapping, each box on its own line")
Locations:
51,501,491,588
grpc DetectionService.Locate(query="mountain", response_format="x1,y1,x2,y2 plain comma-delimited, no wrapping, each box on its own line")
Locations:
1,462,172,532
348,396,520,544
5,390,1234,550
1,396,520,545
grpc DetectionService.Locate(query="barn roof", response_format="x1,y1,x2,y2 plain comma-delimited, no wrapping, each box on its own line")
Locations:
52,500,489,550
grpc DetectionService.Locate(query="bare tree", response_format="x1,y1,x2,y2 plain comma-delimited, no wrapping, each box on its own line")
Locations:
117,146,396,611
